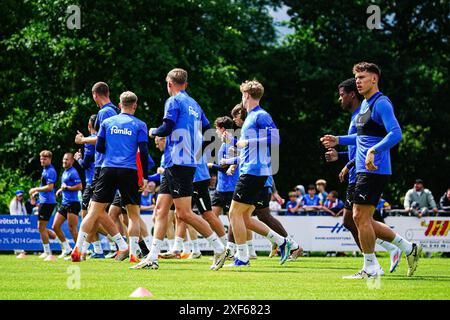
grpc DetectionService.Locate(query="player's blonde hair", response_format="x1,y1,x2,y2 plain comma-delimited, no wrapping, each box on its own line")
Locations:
39,150,52,159
240,80,264,100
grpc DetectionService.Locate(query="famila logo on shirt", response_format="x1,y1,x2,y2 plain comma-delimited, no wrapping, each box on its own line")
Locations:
110,126,132,136
188,106,199,118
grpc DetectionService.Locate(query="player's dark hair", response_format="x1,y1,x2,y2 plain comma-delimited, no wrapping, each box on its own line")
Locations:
353,62,381,78
338,78,363,101
231,103,247,121
307,184,316,191
214,116,234,129
88,114,97,127
91,82,109,97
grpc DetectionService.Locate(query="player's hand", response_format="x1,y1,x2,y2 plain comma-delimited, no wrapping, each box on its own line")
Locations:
228,146,237,156
274,192,285,205
221,131,232,144
157,167,164,174
219,158,228,166
236,139,248,149
74,149,82,161
325,148,338,162
226,165,236,176
28,188,36,196
61,183,67,189
75,131,85,144
320,135,338,148
149,128,156,138
139,179,148,193
207,163,214,169
365,148,378,171
339,166,349,182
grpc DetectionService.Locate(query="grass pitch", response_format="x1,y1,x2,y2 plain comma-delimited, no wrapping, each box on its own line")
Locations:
0,253,449,300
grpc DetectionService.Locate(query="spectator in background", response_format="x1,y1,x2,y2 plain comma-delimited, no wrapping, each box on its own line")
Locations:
9,190,27,257
322,191,344,216
9,190,27,215
140,181,157,214
439,188,450,211
316,179,328,205
295,185,305,199
301,184,321,215
404,179,438,218
285,191,299,215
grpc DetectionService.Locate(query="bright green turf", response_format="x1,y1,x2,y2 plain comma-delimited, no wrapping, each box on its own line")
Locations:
0,254,449,300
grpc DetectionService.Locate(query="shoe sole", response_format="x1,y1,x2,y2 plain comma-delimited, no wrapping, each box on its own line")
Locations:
212,252,227,271
280,241,292,265
389,250,402,273
408,245,422,277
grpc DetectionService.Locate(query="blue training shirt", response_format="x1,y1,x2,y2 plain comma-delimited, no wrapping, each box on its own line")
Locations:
301,195,320,206
39,164,57,204
163,91,209,168
84,133,96,185
95,103,118,168
239,106,280,176
216,143,239,192
347,105,360,184
338,92,402,175
98,113,148,170
61,166,82,204
194,160,210,183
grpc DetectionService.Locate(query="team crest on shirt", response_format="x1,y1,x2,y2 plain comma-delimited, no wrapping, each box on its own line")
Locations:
188,106,199,118
110,126,132,136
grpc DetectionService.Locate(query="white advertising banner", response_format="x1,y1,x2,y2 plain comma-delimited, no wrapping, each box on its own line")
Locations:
141,215,450,252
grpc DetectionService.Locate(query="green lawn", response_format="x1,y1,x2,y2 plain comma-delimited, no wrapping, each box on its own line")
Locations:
0,254,449,300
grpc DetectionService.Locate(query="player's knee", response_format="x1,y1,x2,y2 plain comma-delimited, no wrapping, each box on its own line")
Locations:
175,209,190,221
343,212,355,230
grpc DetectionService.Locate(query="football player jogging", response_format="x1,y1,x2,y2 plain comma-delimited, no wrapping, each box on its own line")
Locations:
53,152,83,259
324,78,402,273
321,62,422,278
226,80,292,268
226,106,303,261
75,82,123,260
133,68,226,271
72,91,148,263
28,150,59,260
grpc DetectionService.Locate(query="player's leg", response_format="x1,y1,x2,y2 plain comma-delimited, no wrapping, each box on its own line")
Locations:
126,204,141,262
133,193,172,269
174,197,225,255
343,208,361,250
161,213,184,258
109,204,126,237
52,211,72,258
52,211,67,245
167,166,225,269
195,180,227,245
187,223,201,259
165,208,176,250
245,229,257,259
67,202,80,242
212,205,222,218
37,204,55,259
242,212,292,265
72,168,128,262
